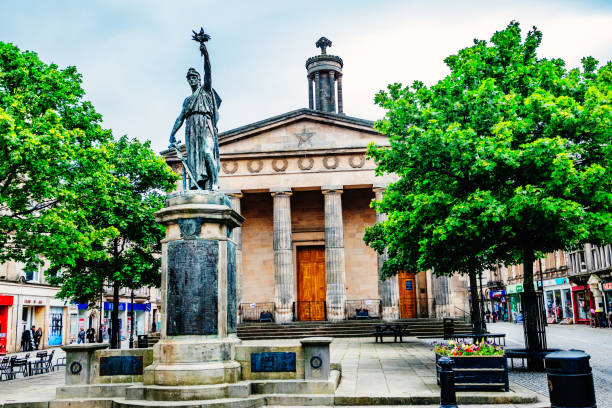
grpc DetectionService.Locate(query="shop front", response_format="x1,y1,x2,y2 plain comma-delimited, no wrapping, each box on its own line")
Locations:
506,284,523,322
103,302,126,340
543,278,573,324
489,290,508,321
603,281,612,315
0,295,13,355
127,303,151,336
571,285,594,325
21,297,46,349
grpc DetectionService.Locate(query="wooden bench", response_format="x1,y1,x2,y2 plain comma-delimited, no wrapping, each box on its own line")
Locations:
505,348,562,369
373,324,408,343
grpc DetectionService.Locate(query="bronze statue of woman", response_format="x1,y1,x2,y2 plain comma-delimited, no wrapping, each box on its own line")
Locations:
169,29,222,190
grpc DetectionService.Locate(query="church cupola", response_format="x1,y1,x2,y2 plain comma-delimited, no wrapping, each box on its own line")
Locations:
306,37,344,114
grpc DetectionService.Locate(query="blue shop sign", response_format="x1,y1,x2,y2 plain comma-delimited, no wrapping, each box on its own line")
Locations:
127,303,151,312
405,280,413,290
104,302,126,311
71,302,89,310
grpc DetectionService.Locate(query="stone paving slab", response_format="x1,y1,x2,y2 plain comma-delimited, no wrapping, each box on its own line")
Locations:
330,337,540,404
0,337,542,406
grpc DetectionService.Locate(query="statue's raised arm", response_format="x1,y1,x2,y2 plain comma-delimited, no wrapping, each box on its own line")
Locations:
193,28,212,92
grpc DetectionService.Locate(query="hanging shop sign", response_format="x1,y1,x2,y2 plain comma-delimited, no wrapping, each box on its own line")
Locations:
490,290,506,298
602,282,612,291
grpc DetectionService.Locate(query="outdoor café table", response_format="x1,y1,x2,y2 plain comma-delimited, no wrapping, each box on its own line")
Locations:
449,333,506,346
27,357,45,376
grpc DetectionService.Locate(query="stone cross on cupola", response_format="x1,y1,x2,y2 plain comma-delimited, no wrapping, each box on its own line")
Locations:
306,36,344,114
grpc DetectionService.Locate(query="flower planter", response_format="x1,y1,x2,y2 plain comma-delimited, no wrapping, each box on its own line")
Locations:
436,353,509,391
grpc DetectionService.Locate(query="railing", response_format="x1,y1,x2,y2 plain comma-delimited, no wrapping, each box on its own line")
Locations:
345,299,381,319
453,306,471,324
239,302,275,322
293,301,326,321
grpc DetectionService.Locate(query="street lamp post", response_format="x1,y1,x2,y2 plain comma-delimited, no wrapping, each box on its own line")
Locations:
98,286,103,343
129,289,135,349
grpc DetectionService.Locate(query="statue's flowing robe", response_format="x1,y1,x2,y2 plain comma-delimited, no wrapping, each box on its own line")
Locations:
183,84,221,188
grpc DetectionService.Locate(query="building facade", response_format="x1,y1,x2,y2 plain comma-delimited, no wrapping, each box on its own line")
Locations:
163,39,468,323
0,261,160,354
0,260,69,354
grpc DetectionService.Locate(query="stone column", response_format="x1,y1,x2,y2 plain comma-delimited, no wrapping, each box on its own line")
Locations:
308,75,314,109
314,71,320,111
228,191,243,324
322,186,346,321
272,188,294,323
337,75,344,114
373,186,400,321
329,71,336,113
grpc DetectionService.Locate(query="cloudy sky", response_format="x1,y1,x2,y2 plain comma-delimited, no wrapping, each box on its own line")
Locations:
2,1,611,153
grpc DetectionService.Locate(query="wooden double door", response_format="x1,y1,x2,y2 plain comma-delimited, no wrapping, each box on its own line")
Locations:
297,246,326,321
398,271,417,319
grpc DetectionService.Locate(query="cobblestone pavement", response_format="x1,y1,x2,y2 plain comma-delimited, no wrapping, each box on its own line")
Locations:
483,321,612,408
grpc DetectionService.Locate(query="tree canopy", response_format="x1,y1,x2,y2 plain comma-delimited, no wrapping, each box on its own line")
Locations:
0,41,115,268
365,22,611,354
45,136,178,303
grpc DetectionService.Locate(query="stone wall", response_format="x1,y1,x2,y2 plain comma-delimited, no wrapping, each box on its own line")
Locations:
241,193,275,304
342,189,378,300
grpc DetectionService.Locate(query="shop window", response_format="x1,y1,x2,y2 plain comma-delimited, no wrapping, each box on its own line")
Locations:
22,307,28,322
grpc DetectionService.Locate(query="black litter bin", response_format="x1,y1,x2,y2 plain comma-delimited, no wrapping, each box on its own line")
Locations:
137,334,148,349
443,318,455,340
545,350,596,408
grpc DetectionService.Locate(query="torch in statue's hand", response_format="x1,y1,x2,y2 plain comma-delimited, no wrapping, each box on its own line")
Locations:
192,27,211,55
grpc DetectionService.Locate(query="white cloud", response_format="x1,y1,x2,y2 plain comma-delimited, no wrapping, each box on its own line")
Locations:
1,1,610,153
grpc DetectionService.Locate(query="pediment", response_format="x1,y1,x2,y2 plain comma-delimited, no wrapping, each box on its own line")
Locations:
218,109,388,157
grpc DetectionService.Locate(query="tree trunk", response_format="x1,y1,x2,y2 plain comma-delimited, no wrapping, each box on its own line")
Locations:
468,271,484,334
523,248,544,370
111,280,121,349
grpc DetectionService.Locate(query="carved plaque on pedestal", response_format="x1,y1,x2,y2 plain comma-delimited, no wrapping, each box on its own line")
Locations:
167,240,218,335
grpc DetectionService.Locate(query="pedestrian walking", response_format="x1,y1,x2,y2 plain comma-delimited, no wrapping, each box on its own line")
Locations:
20,328,30,351
77,328,86,344
86,327,96,343
34,327,42,349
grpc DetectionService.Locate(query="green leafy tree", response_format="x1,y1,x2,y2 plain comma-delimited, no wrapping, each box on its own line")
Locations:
365,22,611,368
47,136,178,348
0,41,115,268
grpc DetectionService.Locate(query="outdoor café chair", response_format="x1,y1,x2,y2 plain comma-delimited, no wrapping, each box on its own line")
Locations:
0,357,12,381
11,358,28,378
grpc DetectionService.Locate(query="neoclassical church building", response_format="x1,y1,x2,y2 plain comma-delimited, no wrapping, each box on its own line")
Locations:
162,38,468,323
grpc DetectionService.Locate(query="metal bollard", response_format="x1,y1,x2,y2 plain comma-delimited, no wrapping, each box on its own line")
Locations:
438,356,458,408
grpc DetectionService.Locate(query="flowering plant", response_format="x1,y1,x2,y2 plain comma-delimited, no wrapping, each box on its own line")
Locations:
432,340,504,357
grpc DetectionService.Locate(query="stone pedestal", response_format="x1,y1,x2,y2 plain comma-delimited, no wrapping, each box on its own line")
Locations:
144,190,244,386
61,343,109,385
300,337,332,381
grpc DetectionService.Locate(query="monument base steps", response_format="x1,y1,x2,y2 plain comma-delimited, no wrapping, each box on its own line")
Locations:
143,361,241,386
125,383,250,401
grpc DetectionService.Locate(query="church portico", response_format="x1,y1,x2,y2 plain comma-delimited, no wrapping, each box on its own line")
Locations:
161,37,444,324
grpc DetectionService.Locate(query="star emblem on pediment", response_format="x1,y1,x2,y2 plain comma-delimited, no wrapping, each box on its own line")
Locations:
294,127,315,149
